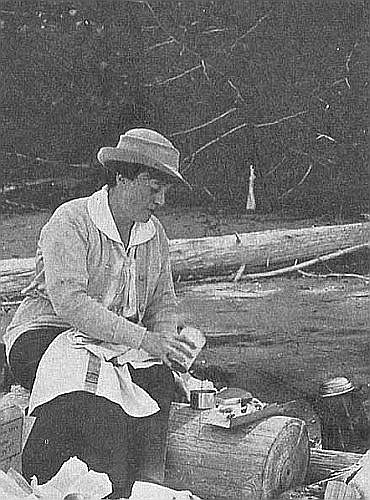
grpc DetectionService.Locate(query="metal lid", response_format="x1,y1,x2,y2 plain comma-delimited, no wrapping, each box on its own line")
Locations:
320,377,355,397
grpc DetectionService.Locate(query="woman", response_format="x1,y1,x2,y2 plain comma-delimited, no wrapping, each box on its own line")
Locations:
4,128,196,498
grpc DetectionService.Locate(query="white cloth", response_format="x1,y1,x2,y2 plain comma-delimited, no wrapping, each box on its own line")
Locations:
27,186,168,417
29,329,161,417
87,185,156,318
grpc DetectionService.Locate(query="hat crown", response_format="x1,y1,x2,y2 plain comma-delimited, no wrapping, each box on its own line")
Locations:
97,128,190,187
121,128,176,150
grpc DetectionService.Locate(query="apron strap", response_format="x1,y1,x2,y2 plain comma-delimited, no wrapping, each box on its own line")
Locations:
85,352,101,393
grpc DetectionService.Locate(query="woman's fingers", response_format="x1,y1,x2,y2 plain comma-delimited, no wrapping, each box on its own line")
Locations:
168,338,194,358
177,336,197,350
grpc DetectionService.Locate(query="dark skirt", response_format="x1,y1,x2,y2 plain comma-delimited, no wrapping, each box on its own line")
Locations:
9,329,175,499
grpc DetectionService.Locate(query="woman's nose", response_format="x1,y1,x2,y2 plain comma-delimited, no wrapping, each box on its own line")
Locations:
154,187,166,205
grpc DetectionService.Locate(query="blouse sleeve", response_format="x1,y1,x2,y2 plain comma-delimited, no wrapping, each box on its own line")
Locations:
40,206,147,348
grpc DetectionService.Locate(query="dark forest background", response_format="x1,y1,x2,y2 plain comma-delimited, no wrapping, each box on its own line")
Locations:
0,0,368,215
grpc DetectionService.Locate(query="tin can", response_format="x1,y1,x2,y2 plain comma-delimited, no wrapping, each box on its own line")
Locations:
317,377,369,452
190,389,216,410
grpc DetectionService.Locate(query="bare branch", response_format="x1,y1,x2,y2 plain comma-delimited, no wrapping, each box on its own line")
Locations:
201,59,211,82
227,12,271,54
312,95,330,110
280,163,313,199
0,150,90,169
1,300,23,307
330,78,346,87
298,270,370,282
148,37,175,50
234,264,246,282
345,41,359,73
182,123,248,171
243,244,370,280
288,147,334,166
255,110,307,128
145,64,202,87
202,28,230,35
227,79,246,105
170,108,237,137
129,0,248,107
316,134,336,142
264,155,286,177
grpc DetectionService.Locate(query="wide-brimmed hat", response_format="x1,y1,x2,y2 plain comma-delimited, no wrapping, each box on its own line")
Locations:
97,128,190,187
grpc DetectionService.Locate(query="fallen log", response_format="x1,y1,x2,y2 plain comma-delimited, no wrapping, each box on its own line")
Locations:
0,222,369,296
307,448,363,483
243,243,369,280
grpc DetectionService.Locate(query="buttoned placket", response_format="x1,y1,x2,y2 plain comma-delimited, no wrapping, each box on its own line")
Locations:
111,240,138,319
87,186,156,321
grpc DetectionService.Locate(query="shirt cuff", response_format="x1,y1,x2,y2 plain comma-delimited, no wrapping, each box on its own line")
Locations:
113,320,147,349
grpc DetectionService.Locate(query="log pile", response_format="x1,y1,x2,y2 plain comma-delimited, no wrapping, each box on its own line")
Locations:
1,223,369,297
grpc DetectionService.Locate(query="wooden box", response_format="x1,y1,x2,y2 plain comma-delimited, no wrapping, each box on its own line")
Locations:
0,404,23,473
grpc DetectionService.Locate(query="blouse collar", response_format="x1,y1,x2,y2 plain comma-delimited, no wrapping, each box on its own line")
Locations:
87,185,156,247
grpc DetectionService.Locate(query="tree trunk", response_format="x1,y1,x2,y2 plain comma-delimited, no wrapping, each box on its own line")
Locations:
170,223,369,281
165,403,309,500
0,223,369,296
308,448,363,483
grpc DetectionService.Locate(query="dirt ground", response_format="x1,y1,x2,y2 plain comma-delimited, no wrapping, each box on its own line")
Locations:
1,208,369,455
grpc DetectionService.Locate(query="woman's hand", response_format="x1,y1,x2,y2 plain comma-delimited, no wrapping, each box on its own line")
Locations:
140,330,197,371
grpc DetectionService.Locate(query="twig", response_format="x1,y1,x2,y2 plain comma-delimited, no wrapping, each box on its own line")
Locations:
1,177,59,193
345,41,359,73
289,147,333,167
234,264,246,282
316,133,336,142
227,12,271,53
181,110,308,167
128,0,248,106
254,110,307,128
234,232,242,245
280,163,313,199
201,28,230,35
0,150,90,169
145,64,202,87
243,244,370,279
201,59,211,82
226,78,246,105
182,123,248,171
265,155,286,177
170,108,237,137
202,187,216,201
148,36,175,50
1,300,22,307
297,270,370,282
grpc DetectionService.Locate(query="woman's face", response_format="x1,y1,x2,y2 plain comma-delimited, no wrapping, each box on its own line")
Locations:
116,171,172,223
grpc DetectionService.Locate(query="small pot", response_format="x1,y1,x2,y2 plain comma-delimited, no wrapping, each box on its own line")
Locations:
190,389,216,410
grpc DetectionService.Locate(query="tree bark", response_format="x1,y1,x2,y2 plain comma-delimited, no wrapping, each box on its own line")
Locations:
308,448,363,483
0,223,369,296
165,403,309,500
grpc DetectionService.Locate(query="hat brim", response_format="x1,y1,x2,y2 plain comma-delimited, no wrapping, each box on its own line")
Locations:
321,386,355,397
97,147,191,189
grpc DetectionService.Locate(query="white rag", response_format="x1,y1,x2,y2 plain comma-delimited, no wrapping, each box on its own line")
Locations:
28,328,162,417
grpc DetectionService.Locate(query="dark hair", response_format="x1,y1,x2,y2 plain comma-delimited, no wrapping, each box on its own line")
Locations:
102,160,174,188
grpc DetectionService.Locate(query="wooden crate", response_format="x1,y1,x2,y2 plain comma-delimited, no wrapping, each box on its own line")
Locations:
0,404,23,473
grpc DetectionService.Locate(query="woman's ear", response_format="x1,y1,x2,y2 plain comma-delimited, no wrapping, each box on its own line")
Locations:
116,173,124,184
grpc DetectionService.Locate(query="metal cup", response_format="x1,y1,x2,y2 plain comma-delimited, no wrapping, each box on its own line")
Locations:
190,389,216,410
168,326,206,373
